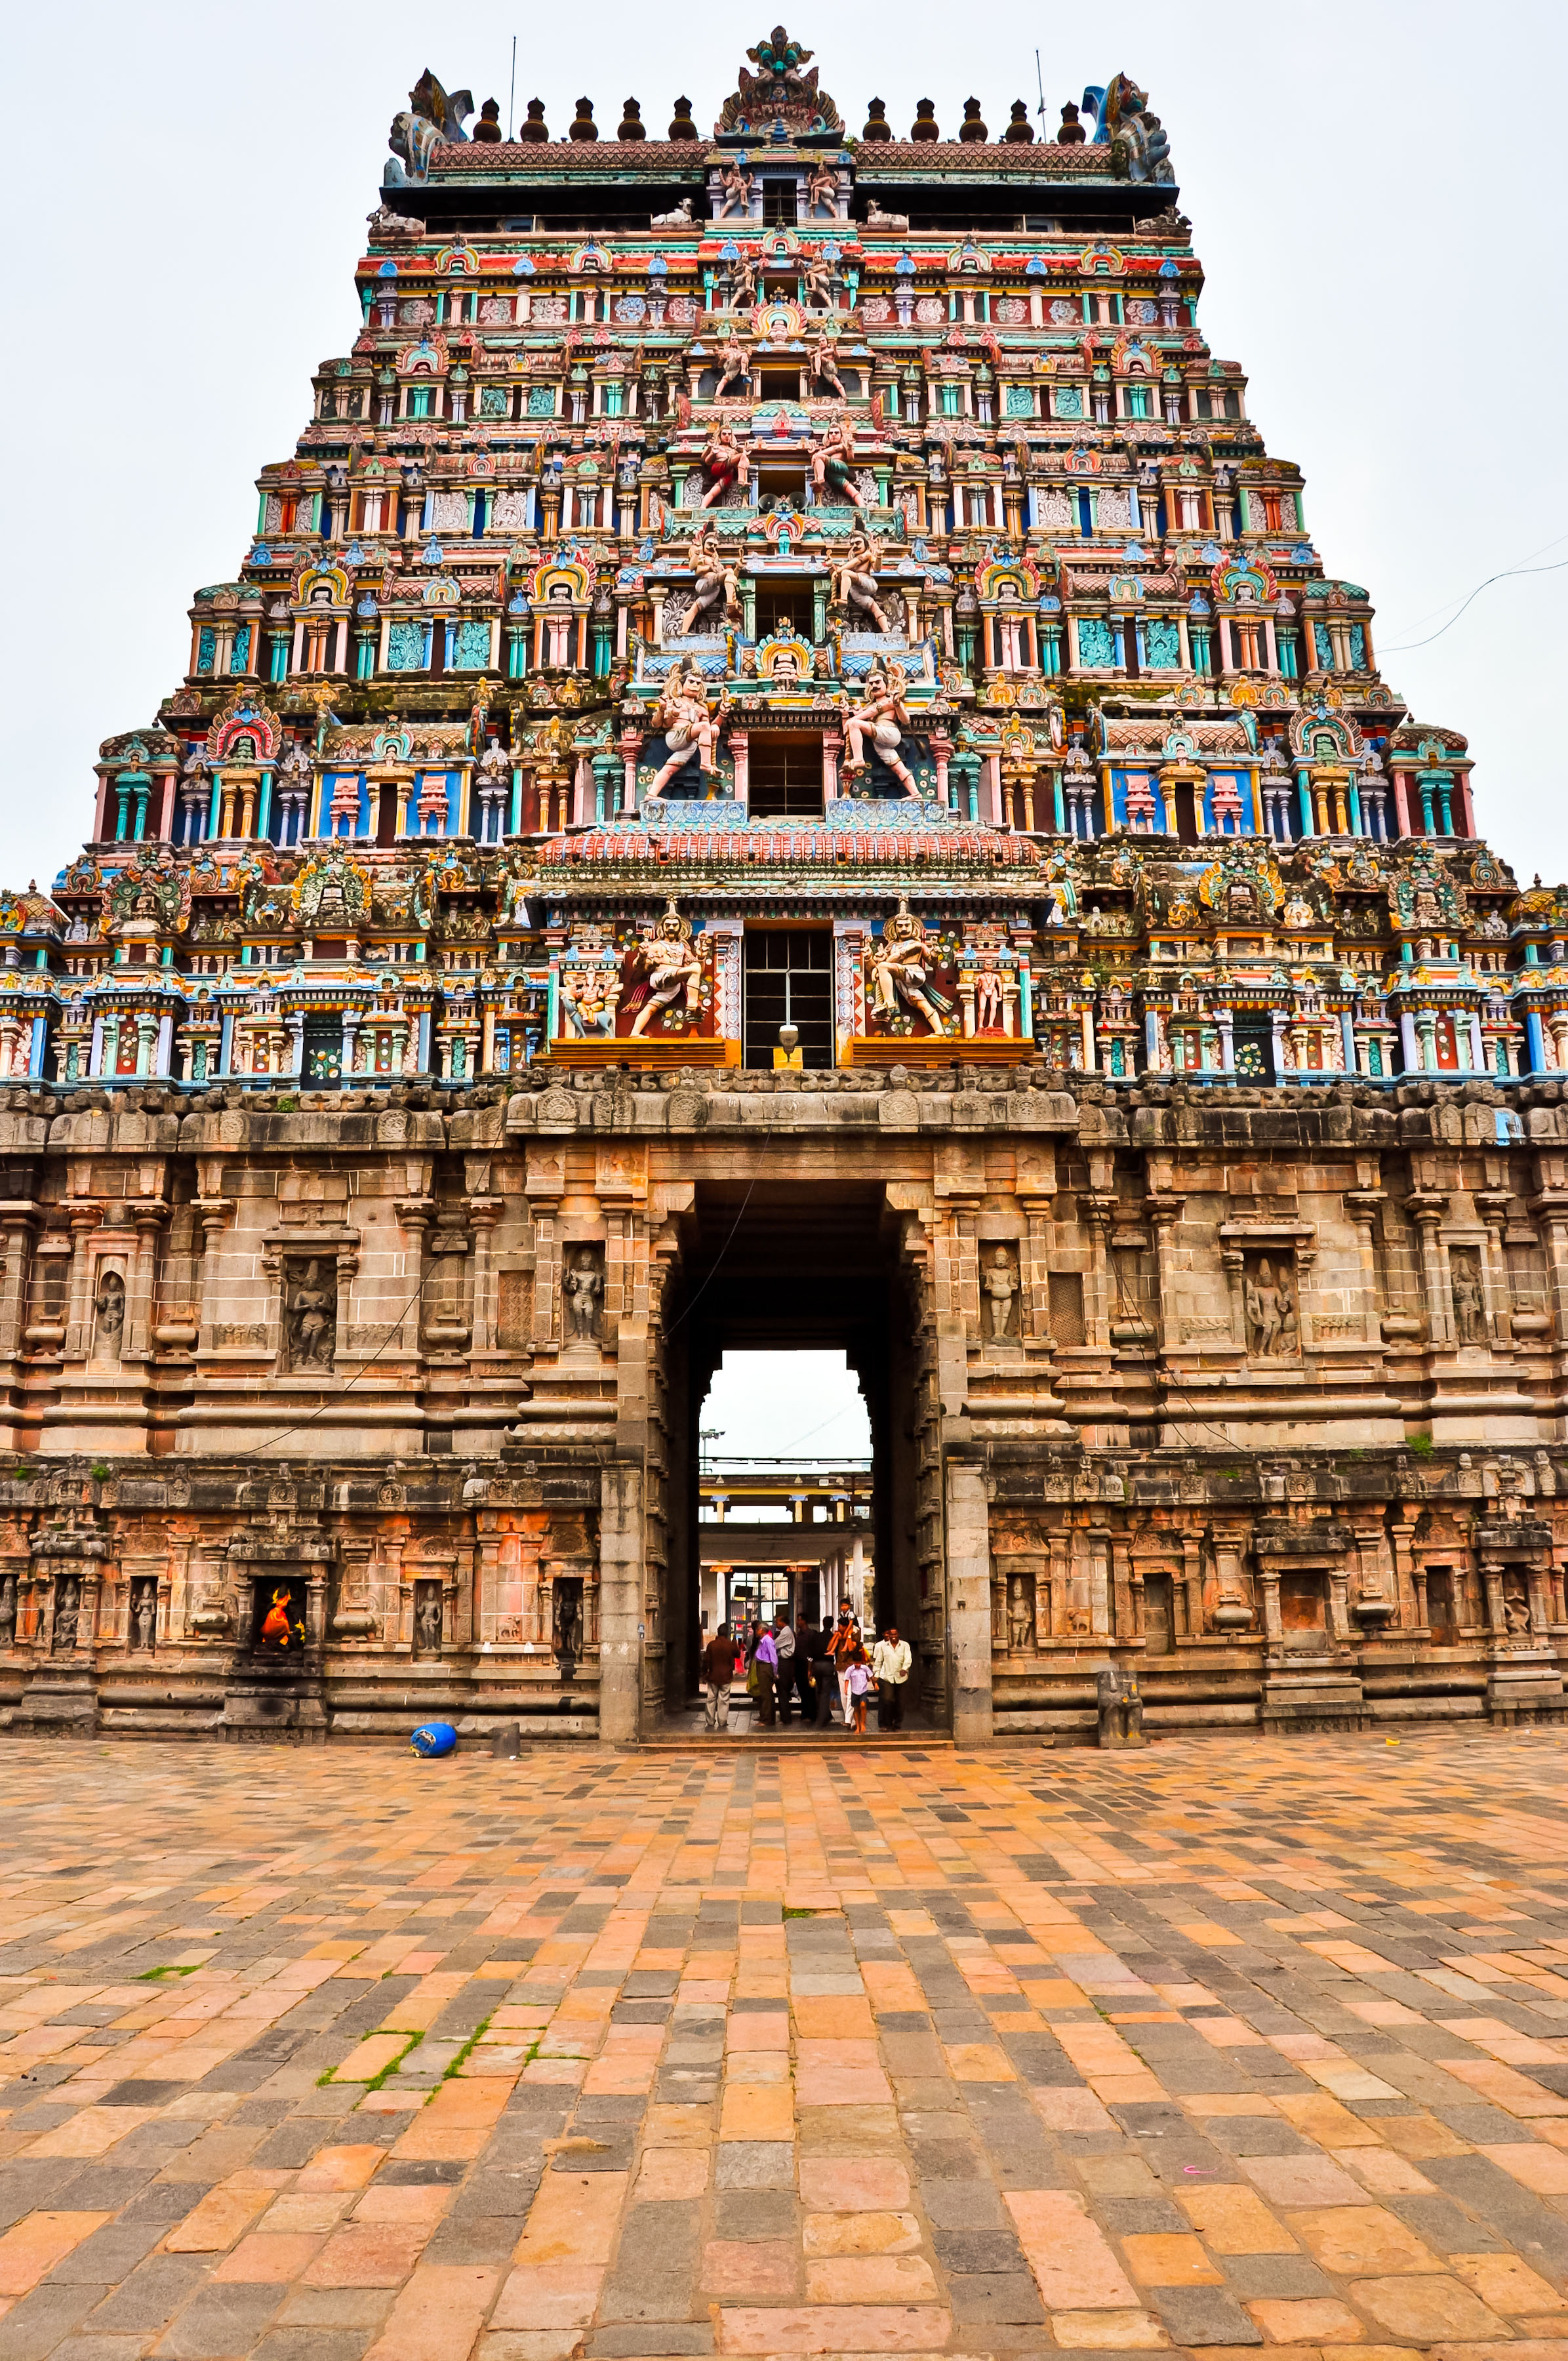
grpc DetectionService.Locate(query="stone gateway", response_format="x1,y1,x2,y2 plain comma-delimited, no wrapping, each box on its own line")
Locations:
0,39,1562,1744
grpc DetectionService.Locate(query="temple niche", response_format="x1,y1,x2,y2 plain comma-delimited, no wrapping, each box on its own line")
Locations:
0,31,1562,1752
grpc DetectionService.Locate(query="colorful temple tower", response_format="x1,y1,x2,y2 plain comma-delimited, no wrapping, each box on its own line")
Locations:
0,37,1564,1745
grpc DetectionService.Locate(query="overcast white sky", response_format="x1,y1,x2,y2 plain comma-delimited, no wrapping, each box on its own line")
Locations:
3,0,1562,890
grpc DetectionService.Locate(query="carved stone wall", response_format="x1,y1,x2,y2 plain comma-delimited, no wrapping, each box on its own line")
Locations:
0,1070,1563,1742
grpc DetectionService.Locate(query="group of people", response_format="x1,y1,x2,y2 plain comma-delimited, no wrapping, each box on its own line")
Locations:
700,1605,912,1735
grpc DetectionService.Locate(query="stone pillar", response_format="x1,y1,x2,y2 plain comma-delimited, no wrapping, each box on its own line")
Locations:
1405,1190,1451,1344
598,1459,644,1746
946,1452,993,1743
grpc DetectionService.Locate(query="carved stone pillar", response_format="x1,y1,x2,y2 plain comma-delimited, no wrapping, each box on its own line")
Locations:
468,1198,500,1352
1405,1190,1451,1344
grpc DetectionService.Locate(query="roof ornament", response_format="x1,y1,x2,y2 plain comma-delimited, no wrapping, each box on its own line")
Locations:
1079,74,1173,183
717,27,844,137
386,68,472,186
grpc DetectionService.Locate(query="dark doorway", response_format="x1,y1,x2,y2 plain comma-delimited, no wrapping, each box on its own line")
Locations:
1173,778,1202,841
757,367,803,403
748,733,824,820
1142,1572,1175,1655
1427,1565,1459,1645
660,1184,922,1724
744,928,832,1069
1279,1571,1327,1648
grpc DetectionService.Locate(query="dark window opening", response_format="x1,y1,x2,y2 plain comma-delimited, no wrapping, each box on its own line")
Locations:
761,180,797,224
754,583,815,638
743,927,832,1068
1172,780,1202,842
747,733,823,820
758,367,802,401
757,466,807,510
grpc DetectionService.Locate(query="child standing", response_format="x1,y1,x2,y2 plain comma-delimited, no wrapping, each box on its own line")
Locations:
847,1644,871,1736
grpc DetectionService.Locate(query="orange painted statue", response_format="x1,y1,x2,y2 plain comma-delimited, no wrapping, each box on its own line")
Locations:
260,1586,297,1647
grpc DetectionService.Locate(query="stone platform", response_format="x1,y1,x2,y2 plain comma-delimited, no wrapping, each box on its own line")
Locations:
1,1730,1567,2356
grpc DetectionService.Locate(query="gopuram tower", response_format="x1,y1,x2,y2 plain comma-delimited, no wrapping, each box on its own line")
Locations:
1,35,1563,1747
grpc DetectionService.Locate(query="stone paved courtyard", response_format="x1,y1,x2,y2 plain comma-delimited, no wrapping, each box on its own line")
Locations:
1,1734,1568,2360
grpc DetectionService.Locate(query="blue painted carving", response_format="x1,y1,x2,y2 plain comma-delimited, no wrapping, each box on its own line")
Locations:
386,620,426,672
230,626,251,675
453,620,491,671
1054,385,1083,419
1076,616,1118,668
1144,617,1181,668
527,386,557,416
479,386,510,417
197,627,216,676
1003,386,1035,416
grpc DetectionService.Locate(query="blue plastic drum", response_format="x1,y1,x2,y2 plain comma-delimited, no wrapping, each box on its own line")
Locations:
410,1721,457,1758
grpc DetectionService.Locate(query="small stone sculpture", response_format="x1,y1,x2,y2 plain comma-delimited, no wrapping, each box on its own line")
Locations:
565,1249,603,1341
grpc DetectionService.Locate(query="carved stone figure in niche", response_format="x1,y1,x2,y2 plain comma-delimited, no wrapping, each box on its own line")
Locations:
1243,1253,1298,1358
1007,1571,1034,1651
285,1257,336,1371
414,1580,443,1657
1502,1584,1532,1638
94,1269,126,1361
983,1246,1018,1341
258,1581,306,1651
564,1249,604,1342
52,1575,79,1653
131,1578,157,1651
0,1573,15,1647
1451,1247,1486,1346
553,1577,583,1674
809,414,868,512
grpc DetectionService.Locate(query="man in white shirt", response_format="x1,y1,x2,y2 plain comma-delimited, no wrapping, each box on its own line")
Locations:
871,1623,912,1730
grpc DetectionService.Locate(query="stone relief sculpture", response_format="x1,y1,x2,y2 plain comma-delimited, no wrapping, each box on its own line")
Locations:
982,1247,1019,1341
285,1259,337,1372
1243,1255,1298,1359
52,1576,80,1652
1451,1248,1486,1345
564,1249,605,1342
94,1270,126,1361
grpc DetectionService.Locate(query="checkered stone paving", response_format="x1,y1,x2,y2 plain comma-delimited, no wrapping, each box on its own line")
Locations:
2,1732,1568,2361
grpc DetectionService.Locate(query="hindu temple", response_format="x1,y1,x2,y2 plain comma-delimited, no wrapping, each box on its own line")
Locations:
1,35,1564,1746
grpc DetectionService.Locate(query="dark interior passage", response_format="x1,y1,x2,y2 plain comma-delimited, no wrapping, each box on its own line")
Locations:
658,1182,921,1720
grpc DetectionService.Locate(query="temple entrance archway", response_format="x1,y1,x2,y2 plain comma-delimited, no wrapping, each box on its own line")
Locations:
656,1182,927,1724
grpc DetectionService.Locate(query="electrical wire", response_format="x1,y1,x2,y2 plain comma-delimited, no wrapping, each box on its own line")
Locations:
1377,526,1568,639
1380,546,1568,653
252,1261,438,1456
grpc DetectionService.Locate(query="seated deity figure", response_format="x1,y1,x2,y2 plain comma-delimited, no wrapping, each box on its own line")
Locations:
807,329,845,397
683,524,742,632
809,414,868,511
716,161,754,218
843,664,917,796
805,157,839,216
830,532,890,631
699,421,751,508
713,325,752,399
648,660,725,794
